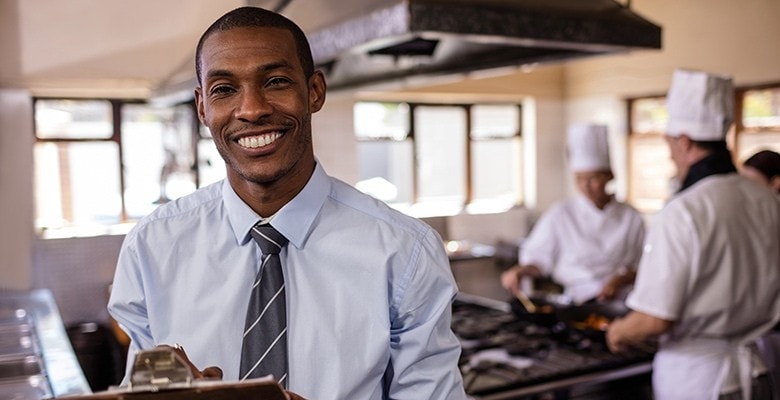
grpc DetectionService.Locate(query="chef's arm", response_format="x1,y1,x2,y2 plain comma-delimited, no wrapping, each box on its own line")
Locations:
597,267,637,301
606,311,672,353
500,264,543,295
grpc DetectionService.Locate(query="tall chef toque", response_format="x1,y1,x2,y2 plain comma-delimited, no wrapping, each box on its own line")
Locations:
567,123,611,173
666,68,735,141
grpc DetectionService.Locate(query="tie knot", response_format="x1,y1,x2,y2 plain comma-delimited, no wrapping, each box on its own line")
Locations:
250,223,289,255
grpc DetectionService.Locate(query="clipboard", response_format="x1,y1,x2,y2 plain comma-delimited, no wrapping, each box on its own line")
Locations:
60,348,287,400
60,379,288,400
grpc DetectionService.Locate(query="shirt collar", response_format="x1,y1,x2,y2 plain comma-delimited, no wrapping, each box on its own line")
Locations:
224,162,331,249
678,146,737,193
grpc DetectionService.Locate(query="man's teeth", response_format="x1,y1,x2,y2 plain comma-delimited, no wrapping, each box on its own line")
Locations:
238,133,282,148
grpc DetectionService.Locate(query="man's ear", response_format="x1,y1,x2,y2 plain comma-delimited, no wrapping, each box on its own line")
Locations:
194,87,206,125
770,176,780,192
308,71,327,113
677,134,694,151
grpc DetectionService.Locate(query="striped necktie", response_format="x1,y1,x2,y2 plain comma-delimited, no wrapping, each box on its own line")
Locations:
240,223,289,386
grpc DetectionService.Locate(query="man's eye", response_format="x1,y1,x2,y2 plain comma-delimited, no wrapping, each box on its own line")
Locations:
267,77,291,87
210,85,235,96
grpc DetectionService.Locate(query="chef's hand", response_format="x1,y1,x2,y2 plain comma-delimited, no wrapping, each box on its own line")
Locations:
605,318,630,353
500,264,542,295
606,311,671,354
597,268,636,302
156,344,223,380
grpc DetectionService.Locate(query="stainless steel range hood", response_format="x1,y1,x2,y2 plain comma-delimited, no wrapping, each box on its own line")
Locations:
308,0,662,91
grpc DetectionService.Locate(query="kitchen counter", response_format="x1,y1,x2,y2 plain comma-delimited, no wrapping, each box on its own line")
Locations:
0,289,92,399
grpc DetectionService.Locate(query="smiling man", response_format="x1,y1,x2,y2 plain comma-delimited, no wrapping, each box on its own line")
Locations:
108,7,467,400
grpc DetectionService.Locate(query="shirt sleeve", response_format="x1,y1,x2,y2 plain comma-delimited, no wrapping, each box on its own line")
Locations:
107,232,156,383
386,228,468,400
519,205,561,275
626,204,692,321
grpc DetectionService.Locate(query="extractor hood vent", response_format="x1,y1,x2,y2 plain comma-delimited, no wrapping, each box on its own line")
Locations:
307,0,662,90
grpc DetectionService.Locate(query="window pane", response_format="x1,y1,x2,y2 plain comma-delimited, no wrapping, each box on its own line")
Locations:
471,104,520,139
743,88,780,128
355,140,414,205
737,131,780,163
354,102,410,140
471,137,522,211
631,97,668,135
414,106,466,215
198,139,227,187
121,104,195,219
35,99,113,139
34,142,121,229
628,134,675,212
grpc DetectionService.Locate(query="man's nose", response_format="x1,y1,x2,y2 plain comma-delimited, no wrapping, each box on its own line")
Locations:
235,87,272,121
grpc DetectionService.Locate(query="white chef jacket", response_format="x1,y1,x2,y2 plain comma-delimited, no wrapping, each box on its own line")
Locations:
627,174,780,400
520,195,645,303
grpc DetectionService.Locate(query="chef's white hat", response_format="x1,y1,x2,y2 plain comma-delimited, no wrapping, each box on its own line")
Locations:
666,69,734,141
567,123,611,172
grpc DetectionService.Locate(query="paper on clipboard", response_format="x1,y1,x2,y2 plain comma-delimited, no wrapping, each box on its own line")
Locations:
59,377,287,400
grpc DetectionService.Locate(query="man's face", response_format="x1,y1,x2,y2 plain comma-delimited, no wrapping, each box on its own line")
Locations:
194,27,325,189
574,171,612,205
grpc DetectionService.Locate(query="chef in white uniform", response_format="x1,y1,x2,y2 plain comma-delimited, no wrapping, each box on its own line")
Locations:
501,123,646,304
607,69,780,400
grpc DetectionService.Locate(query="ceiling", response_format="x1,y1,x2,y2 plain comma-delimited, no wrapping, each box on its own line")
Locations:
0,0,390,98
0,0,652,100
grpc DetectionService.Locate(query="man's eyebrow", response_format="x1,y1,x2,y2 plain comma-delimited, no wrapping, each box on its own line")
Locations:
204,61,297,82
204,69,234,81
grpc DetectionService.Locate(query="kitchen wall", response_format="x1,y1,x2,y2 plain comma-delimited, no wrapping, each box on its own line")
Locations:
0,90,34,290
1,0,779,323
564,0,780,202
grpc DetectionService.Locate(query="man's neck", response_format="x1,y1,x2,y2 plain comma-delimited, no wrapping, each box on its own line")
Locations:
679,146,736,193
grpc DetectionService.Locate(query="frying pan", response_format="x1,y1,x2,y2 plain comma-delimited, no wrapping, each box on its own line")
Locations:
510,295,630,338
508,295,558,327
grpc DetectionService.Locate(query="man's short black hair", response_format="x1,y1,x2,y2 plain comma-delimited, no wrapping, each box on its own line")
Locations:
195,6,315,85
744,149,780,180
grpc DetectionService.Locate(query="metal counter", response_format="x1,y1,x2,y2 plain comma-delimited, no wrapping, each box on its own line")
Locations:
0,289,92,399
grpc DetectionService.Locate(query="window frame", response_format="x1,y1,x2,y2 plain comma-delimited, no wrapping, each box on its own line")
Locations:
33,97,205,233
627,81,780,213
354,101,523,214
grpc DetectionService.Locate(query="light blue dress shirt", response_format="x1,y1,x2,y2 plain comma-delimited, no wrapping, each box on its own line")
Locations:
108,162,467,399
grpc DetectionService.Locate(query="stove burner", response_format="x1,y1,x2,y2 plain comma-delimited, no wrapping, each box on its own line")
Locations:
452,299,655,397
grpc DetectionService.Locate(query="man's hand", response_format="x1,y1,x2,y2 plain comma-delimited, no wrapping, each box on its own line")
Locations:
597,268,636,302
156,344,308,399
156,344,223,380
500,264,542,295
285,391,307,400
606,311,672,353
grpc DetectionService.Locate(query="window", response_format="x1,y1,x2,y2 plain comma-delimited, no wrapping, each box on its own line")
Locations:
627,97,675,213
735,86,780,162
627,83,780,214
354,101,522,217
33,98,223,236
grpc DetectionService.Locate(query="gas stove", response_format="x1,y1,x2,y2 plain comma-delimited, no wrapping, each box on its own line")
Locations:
452,294,655,399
